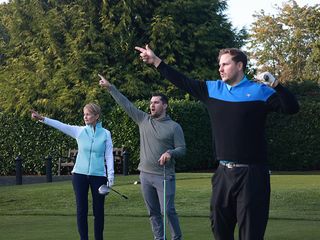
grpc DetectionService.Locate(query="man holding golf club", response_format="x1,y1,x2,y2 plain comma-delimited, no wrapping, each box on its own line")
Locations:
99,75,186,240
135,45,299,240
31,103,114,240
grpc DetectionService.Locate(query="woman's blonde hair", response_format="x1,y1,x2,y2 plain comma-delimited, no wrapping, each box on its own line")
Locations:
84,103,101,120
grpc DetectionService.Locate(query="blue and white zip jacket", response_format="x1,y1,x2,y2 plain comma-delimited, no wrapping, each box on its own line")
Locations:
43,118,114,180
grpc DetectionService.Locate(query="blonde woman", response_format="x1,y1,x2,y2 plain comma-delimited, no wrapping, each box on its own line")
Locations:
31,103,114,240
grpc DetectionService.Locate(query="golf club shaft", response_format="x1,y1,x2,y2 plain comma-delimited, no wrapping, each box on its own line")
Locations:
110,187,128,199
163,164,166,240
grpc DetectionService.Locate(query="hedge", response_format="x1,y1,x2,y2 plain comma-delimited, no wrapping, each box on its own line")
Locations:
267,98,320,170
0,99,213,175
0,97,319,175
0,113,75,175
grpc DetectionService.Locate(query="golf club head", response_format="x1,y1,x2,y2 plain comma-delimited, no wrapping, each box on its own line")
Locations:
98,184,110,196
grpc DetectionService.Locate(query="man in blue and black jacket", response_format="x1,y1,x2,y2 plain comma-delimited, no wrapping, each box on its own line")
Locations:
135,45,299,240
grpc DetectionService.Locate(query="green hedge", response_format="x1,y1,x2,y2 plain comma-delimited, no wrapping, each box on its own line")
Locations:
0,99,213,175
267,98,320,170
0,113,75,175
0,97,319,175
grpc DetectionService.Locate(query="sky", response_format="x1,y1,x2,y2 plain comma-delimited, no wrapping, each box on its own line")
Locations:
225,0,319,30
0,0,318,30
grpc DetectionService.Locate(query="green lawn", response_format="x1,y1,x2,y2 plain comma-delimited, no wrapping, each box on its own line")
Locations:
0,173,319,239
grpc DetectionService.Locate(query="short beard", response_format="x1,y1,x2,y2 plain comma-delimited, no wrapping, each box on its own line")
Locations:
151,112,161,118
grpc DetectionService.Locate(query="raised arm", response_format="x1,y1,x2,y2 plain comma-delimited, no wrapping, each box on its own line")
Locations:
267,84,300,114
31,110,82,139
255,73,299,114
98,74,147,124
134,45,208,101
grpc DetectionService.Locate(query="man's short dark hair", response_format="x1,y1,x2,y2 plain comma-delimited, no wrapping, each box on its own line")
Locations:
218,48,248,71
151,93,169,105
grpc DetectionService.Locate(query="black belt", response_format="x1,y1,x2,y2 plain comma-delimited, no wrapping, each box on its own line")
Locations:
220,162,249,169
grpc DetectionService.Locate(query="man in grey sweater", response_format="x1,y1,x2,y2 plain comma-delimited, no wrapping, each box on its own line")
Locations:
98,74,186,240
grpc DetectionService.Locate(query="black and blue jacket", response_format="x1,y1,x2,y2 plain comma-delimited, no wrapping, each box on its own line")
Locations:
158,62,299,164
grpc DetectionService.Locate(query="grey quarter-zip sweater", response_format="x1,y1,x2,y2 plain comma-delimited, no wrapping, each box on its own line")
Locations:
108,85,186,176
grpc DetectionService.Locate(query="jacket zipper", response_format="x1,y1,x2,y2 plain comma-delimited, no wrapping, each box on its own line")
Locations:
88,127,95,174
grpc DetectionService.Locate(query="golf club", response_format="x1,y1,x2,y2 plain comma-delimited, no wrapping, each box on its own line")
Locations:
98,184,128,200
110,187,128,199
163,164,166,240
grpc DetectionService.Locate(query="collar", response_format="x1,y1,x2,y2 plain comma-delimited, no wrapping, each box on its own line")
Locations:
151,114,171,121
86,121,102,129
226,76,248,91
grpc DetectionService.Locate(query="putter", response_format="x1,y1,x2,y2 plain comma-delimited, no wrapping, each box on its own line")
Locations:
98,184,128,199
163,164,166,240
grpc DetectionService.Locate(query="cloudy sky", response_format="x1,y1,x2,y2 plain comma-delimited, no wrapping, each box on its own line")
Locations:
226,0,319,29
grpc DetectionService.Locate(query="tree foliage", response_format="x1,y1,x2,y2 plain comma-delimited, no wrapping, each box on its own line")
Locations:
248,0,320,84
0,0,244,118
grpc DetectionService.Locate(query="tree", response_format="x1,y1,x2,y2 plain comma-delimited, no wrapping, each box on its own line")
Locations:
0,0,245,118
248,0,320,84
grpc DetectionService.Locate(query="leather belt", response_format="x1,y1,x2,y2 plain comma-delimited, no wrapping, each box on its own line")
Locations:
220,162,249,169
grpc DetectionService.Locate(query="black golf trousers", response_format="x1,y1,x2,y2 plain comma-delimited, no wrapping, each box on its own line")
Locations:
210,164,270,240
72,173,107,240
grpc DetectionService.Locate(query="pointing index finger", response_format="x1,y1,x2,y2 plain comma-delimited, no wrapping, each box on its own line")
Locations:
134,46,145,53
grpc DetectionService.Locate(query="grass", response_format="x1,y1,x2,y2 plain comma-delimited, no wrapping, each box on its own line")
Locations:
0,172,319,239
